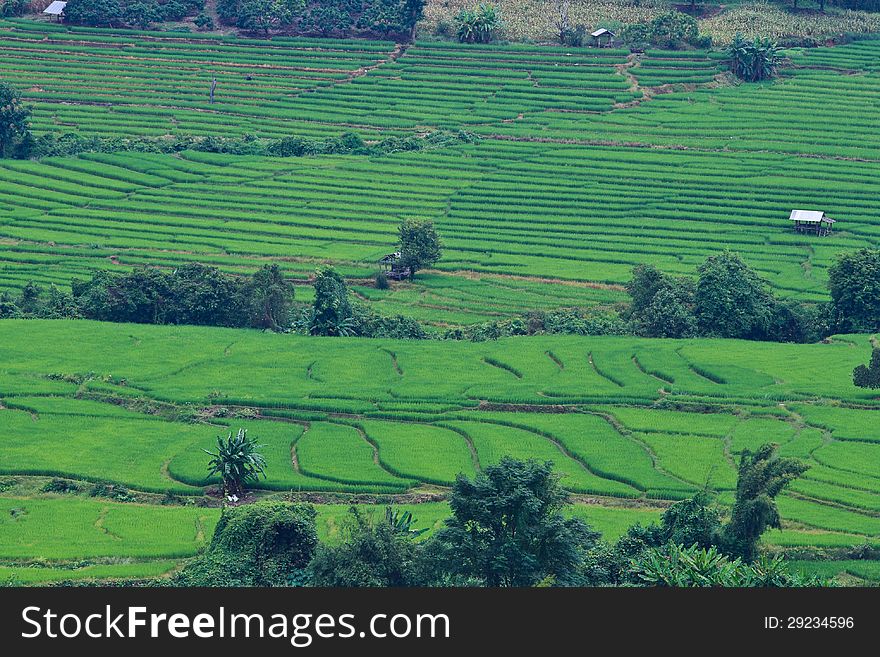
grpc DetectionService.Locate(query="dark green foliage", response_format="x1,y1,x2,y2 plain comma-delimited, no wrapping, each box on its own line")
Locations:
374,271,389,290
41,479,83,494
248,264,293,330
658,491,724,550
695,251,776,339
397,218,442,278
723,444,809,562
622,12,709,50
454,3,501,43
122,1,163,28
632,543,828,587
30,130,476,160
853,348,880,389
829,247,880,332
299,1,353,36
204,428,267,497
63,263,294,329
90,482,136,502
0,0,28,17
310,267,356,336
357,0,424,36
0,82,33,159
627,265,698,339
237,0,304,35
728,34,784,82
65,0,204,26
424,457,601,586
308,506,422,586
194,11,214,30
175,502,318,586
64,0,125,26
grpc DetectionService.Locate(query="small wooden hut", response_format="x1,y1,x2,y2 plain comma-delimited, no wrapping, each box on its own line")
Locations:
591,28,615,48
789,210,835,236
42,1,67,21
379,252,411,280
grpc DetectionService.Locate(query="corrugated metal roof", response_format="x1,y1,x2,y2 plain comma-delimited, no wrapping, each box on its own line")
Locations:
789,209,827,223
591,28,613,37
43,1,67,15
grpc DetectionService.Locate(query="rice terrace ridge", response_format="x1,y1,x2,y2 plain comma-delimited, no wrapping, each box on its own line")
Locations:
0,0,879,590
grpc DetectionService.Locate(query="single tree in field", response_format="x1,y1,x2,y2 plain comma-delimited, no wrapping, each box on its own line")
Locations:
397,218,442,279
722,443,808,562
853,347,880,389
425,457,600,586
0,82,32,159
204,428,267,498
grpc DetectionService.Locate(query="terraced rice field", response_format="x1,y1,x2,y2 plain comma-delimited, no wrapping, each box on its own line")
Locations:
1,320,879,581
2,23,880,583
0,22,877,321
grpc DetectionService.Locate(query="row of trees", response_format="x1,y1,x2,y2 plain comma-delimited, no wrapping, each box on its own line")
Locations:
177,446,820,587
626,248,880,342
63,0,205,29
1,263,294,330
216,0,424,38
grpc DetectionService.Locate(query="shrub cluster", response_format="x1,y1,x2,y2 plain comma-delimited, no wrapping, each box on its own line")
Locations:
626,252,829,343
216,0,424,39
2,263,294,331
22,130,480,160
64,0,205,29
621,12,711,51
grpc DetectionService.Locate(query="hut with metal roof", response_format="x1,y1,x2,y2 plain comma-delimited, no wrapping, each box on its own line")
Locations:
789,210,835,236
590,28,615,47
42,1,67,20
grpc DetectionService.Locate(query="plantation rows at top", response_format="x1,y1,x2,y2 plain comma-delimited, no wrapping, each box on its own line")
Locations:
0,20,879,321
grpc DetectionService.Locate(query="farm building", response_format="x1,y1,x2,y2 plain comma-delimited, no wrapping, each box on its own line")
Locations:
379,252,411,280
789,209,835,236
42,1,66,19
591,28,615,47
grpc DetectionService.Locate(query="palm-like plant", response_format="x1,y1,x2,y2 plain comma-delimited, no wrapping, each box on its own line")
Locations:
728,34,783,82
204,428,267,499
454,4,501,44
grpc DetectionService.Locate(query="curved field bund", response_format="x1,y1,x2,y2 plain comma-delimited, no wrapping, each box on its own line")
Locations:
1,320,879,581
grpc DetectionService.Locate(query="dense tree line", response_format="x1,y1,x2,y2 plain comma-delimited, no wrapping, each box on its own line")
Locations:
175,448,825,587
626,249,880,343
216,0,425,39
1,263,294,330
64,0,205,29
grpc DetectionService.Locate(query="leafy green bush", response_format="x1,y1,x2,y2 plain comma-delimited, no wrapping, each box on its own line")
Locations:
174,502,318,586
0,0,28,17
728,34,783,82
454,3,501,43
633,543,829,587
853,348,880,389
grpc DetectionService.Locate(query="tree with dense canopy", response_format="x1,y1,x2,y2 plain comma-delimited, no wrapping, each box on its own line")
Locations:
853,347,880,389
829,247,880,332
310,266,356,336
695,251,775,339
397,218,442,279
425,457,601,586
0,82,32,159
